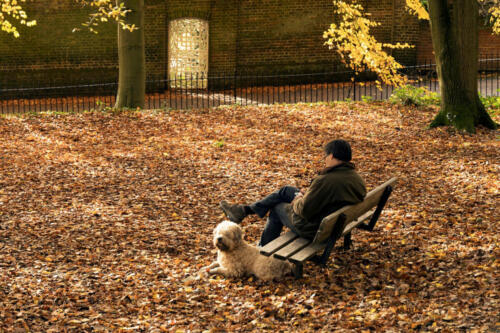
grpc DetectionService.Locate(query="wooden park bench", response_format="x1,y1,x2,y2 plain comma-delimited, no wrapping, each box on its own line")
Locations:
260,177,397,278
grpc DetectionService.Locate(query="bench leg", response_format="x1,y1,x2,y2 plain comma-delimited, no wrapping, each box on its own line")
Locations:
319,236,339,266
365,185,393,231
343,233,352,250
292,262,303,279
318,214,346,266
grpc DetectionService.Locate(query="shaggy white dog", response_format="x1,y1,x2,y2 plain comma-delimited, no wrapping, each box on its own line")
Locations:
205,221,293,281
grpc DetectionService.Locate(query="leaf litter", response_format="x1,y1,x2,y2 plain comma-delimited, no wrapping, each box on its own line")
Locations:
0,102,498,332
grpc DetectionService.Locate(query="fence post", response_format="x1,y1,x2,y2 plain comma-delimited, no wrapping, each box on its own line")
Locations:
353,66,357,101
234,72,237,104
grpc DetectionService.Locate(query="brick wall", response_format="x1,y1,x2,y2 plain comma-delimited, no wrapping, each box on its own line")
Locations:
236,0,337,73
236,0,419,73
0,0,422,88
362,0,420,65
417,22,500,64
0,1,171,87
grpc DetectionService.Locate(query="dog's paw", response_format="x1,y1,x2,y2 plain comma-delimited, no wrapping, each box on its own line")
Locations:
199,262,220,275
209,267,232,277
208,267,222,275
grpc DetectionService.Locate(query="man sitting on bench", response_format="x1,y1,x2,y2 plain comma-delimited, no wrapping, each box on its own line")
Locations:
220,139,367,247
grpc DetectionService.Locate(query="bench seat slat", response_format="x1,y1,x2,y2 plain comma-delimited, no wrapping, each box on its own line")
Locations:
288,242,326,264
285,210,374,265
273,238,311,260
259,231,298,256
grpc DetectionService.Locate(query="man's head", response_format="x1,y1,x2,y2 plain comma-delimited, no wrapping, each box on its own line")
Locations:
324,139,352,167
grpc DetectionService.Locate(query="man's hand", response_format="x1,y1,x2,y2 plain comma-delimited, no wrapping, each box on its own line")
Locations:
292,190,304,204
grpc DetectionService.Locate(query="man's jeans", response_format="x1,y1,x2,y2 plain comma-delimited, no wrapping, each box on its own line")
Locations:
250,186,302,246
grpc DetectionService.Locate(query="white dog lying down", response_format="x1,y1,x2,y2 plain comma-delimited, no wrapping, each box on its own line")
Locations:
205,221,293,281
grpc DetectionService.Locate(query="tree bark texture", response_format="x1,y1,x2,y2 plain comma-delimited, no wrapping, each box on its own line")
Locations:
115,0,145,109
428,0,497,132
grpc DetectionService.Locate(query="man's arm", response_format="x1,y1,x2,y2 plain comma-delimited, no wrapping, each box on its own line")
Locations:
292,176,328,220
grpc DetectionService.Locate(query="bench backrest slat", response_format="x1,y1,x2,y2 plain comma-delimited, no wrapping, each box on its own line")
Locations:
313,177,397,244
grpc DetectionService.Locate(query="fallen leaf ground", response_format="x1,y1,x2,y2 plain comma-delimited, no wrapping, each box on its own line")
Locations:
0,102,498,332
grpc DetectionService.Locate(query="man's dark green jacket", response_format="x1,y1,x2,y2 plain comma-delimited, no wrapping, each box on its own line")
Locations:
288,162,366,240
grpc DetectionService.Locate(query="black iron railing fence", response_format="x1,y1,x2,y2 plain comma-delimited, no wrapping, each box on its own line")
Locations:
1,55,499,114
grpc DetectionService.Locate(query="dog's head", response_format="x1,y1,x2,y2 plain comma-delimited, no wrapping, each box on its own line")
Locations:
213,220,243,252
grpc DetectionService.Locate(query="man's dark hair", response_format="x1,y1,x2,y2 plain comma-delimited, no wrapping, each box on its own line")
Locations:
324,139,352,162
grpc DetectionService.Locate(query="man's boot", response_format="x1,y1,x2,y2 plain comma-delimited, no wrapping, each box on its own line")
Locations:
219,201,247,223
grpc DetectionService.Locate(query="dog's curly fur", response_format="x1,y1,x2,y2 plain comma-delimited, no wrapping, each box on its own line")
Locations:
206,221,293,281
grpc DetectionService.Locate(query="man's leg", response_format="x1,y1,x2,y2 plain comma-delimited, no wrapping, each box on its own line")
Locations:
250,186,299,218
220,185,299,223
259,202,300,247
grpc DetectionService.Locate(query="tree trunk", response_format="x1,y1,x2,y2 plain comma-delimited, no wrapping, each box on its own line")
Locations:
428,0,497,133
115,0,145,109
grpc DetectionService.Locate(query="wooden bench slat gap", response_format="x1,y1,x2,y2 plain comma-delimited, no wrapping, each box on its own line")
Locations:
259,231,298,256
273,238,311,260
